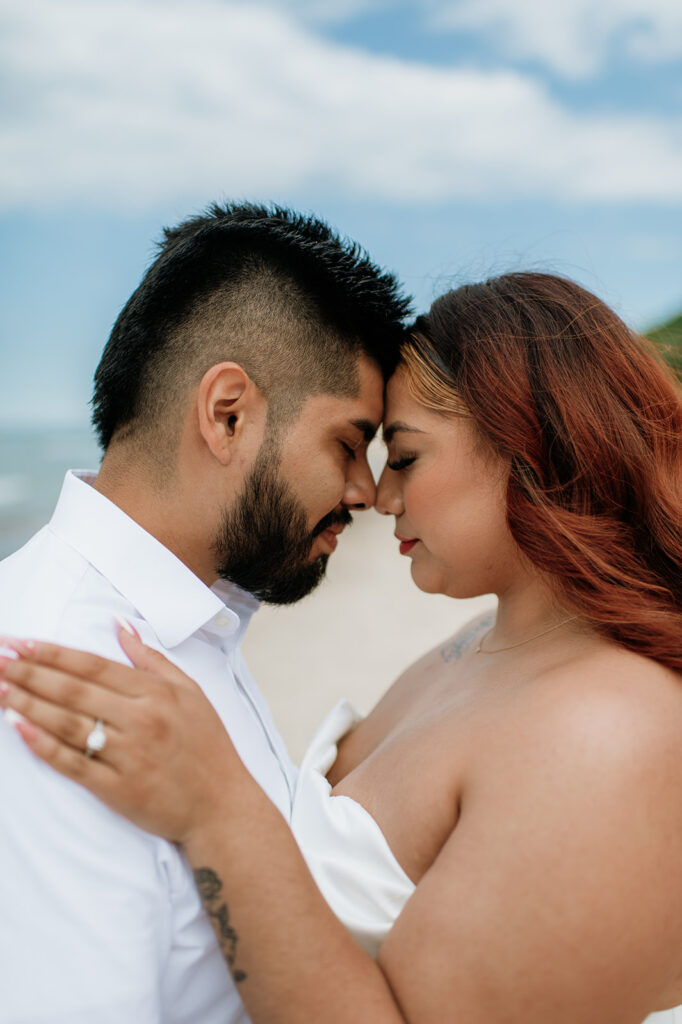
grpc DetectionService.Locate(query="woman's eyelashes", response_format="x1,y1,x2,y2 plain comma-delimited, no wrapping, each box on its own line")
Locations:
387,454,416,472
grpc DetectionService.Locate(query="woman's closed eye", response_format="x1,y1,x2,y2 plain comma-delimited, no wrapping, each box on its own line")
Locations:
387,454,416,472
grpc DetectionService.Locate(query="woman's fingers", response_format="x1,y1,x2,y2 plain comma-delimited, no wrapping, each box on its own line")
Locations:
0,655,152,768
0,630,239,843
10,711,187,839
116,627,197,689
0,626,199,698
10,715,119,796
0,656,124,723
0,634,200,772
1,637,144,697
1,678,119,765
0,655,177,772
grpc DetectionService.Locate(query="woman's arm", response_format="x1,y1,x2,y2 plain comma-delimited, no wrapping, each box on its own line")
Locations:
0,634,405,1022
2,635,682,1023
183,772,403,1021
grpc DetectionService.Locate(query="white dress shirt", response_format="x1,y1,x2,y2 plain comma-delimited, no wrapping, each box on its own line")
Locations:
0,470,296,1024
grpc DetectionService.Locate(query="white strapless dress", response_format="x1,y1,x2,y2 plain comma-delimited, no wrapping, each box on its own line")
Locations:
291,700,682,1024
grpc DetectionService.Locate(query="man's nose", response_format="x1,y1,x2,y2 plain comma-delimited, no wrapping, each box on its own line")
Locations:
342,458,377,510
375,463,402,516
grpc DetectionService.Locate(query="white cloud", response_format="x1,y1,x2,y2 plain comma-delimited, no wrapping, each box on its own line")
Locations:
235,0,682,77
258,0,395,23
1,0,681,212
427,0,682,78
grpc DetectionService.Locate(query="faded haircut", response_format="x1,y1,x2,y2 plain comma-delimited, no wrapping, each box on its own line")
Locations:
91,202,410,455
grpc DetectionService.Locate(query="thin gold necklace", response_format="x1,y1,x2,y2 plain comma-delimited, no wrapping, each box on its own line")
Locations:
476,616,577,655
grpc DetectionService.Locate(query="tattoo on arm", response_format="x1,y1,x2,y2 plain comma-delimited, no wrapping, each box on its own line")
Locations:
194,867,248,984
439,611,496,664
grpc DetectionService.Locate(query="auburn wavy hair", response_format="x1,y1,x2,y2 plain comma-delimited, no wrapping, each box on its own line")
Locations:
401,273,682,671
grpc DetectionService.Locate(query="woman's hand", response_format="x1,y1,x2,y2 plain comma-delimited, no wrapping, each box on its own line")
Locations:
0,626,246,844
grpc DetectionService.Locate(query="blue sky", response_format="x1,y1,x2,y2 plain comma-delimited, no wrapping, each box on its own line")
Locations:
1,0,681,427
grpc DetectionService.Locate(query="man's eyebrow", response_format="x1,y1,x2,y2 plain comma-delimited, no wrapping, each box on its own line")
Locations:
383,422,425,444
349,418,379,443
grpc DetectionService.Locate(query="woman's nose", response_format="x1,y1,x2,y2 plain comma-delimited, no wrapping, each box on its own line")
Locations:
375,463,403,516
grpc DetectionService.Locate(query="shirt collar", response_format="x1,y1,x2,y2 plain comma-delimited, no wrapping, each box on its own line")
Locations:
49,471,247,650
210,579,261,646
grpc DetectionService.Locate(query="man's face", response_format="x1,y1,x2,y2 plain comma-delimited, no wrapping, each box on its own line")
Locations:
214,355,384,604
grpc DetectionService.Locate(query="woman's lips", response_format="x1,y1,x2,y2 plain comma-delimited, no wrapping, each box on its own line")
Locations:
398,538,418,555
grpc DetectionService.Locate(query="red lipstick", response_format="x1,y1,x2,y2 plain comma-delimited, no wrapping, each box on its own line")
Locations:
398,538,418,555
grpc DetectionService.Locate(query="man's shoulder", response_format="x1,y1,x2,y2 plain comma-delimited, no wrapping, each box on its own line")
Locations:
0,523,86,621
0,524,134,649
0,528,177,878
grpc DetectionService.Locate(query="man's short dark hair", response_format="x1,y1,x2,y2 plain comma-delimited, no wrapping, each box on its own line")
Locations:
92,202,410,453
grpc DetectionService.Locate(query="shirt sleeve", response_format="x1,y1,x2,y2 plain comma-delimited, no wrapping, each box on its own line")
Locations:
0,702,171,1024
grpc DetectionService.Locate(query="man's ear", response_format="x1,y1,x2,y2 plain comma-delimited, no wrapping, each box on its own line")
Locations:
196,362,264,465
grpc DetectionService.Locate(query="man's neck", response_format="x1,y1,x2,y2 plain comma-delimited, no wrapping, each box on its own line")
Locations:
93,454,218,588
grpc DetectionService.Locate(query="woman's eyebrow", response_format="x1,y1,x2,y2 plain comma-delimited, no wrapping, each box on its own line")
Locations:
382,422,425,444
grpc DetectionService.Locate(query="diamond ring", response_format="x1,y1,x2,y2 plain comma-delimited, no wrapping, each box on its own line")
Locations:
84,719,107,758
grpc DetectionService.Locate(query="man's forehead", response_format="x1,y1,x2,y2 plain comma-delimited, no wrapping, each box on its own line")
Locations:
338,373,384,436
300,370,383,436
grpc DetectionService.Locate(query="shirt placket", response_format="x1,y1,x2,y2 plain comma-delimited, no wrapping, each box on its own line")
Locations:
206,609,294,820
231,667,294,817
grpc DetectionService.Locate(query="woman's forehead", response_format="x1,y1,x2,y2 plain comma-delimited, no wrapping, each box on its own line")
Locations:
383,368,412,410
382,407,433,447
382,369,427,428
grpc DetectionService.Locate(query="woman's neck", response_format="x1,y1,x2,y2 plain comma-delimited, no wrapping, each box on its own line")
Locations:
485,574,576,654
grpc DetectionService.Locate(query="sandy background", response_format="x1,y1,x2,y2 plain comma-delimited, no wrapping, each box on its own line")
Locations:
244,446,497,763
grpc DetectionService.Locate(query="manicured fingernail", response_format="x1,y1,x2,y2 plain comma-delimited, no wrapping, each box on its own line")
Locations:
113,614,140,639
0,638,31,657
3,708,38,743
0,681,9,698
15,719,38,743
4,708,25,727
12,640,34,656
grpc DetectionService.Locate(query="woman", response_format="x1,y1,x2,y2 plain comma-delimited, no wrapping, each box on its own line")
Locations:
3,272,682,1022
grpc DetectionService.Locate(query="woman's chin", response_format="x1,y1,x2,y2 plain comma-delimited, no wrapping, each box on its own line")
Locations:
409,561,449,596
410,561,485,601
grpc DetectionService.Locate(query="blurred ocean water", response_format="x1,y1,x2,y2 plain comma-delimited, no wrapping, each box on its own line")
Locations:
0,427,101,559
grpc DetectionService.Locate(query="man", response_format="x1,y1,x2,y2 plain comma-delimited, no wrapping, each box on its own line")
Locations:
0,202,408,1024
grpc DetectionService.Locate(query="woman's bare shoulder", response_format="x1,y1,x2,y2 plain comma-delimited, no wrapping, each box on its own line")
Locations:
518,644,682,786
381,646,682,1022
539,642,681,713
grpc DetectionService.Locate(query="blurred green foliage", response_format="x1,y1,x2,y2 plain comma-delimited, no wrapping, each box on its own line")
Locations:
646,310,682,378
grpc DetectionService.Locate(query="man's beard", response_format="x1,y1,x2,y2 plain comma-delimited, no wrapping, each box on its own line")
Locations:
213,445,352,606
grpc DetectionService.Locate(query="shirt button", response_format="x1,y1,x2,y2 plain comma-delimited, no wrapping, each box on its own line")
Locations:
213,614,232,628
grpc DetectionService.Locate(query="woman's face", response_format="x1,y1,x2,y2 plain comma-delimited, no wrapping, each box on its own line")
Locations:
376,368,522,599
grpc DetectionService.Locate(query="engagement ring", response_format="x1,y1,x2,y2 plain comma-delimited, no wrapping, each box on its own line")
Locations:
84,719,107,758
